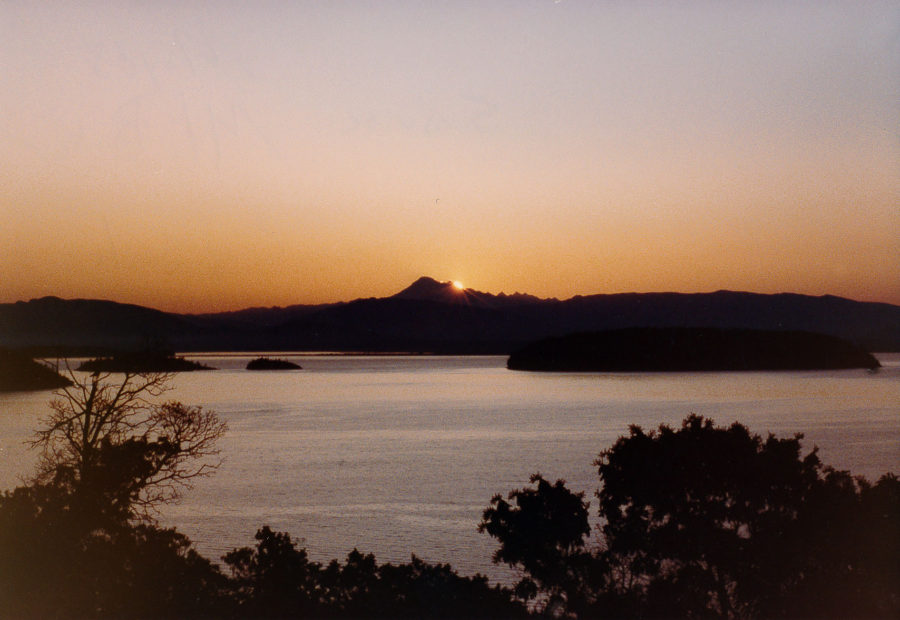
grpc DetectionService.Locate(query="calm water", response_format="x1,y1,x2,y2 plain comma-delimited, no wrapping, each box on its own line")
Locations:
1,354,898,582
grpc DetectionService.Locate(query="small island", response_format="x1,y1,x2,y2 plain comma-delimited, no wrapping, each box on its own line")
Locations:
507,328,881,372
246,357,302,370
0,348,72,391
77,351,215,373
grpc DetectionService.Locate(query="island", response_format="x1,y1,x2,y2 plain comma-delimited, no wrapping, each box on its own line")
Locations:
0,348,72,391
507,328,881,372
77,351,215,373
246,357,302,370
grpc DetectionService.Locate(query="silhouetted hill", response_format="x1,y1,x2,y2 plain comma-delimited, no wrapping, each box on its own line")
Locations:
271,285,897,353
0,296,207,353
507,328,881,371
264,296,534,353
508,291,900,352
193,302,341,328
1,279,898,353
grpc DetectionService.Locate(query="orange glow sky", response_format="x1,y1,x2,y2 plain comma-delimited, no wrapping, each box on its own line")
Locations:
2,2,898,313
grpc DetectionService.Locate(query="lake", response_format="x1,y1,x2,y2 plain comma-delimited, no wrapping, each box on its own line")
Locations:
1,353,898,583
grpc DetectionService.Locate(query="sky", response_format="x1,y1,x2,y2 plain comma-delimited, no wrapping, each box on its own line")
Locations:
2,1,898,313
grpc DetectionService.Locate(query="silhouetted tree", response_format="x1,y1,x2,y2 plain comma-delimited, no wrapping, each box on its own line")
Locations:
0,480,225,618
318,548,382,616
224,526,528,618
0,370,228,618
224,526,325,617
30,369,226,524
479,474,599,615
596,415,899,618
372,555,527,619
482,415,900,618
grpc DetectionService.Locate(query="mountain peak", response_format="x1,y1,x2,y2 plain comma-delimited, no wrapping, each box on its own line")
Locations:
390,277,547,309
393,277,463,302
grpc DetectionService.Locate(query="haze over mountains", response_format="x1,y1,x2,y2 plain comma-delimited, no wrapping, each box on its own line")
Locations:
1,277,898,354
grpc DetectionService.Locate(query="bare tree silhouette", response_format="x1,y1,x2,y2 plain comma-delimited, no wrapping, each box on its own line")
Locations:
30,368,226,522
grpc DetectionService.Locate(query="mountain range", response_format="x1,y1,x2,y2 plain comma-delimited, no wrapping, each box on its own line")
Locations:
2,277,898,354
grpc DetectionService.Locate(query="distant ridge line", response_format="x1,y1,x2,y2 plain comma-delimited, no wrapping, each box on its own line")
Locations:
2,277,899,353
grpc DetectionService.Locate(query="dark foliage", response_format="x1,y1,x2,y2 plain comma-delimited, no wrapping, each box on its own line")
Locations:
224,527,323,617
595,416,899,618
0,371,230,618
481,415,899,618
479,474,599,615
222,526,527,618
1,498,526,619
0,483,225,618
32,372,227,521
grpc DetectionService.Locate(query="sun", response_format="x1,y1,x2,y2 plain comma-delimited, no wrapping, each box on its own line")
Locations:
452,280,465,291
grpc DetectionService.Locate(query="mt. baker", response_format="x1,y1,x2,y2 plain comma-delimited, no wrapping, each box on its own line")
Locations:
1,277,897,354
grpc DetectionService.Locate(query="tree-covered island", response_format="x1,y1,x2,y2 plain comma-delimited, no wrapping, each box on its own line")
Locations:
246,357,302,370
507,328,881,372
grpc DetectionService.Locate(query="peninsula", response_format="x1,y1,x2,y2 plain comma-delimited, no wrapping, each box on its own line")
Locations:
77,351,215,373
0,348,71,391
